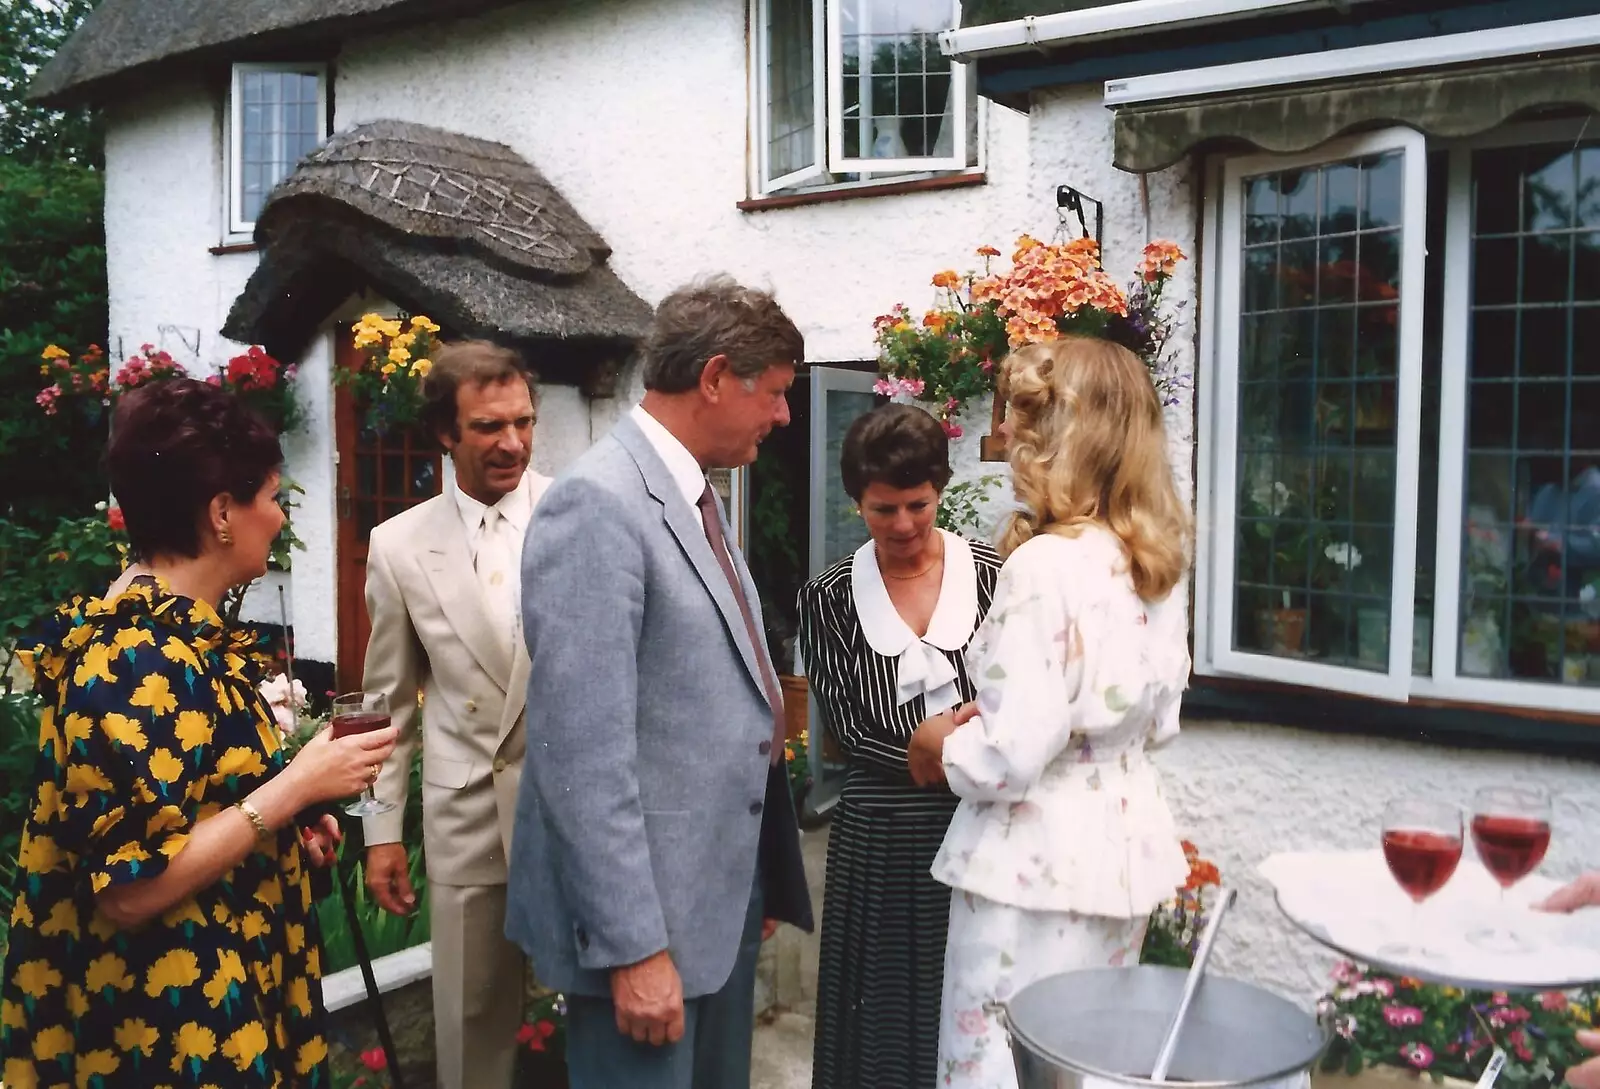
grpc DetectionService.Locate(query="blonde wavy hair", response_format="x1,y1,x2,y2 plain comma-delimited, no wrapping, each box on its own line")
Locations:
997,335,1190,601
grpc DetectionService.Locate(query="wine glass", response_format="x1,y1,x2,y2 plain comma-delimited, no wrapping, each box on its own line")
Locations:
331,691,395,818
1467,785,1552,953
1379,798,1464,960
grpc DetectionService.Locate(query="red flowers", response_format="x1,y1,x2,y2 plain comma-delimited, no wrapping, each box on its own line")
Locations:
107,507,125,532
517,1020,558,1052
359,1047,387,1071
225,345,286,392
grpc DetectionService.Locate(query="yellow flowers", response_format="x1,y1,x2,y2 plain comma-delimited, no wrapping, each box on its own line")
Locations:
411,357,433,378
174,709,213,751
222,1020,271,1071
144,948,201,998
130,673,178,716
147,747,185,784
213,746,267,781
30,1023,73,1062
13,959,63,999
345,313,439,431
204,949,247,1009
102,713,149,751
73,643,117,686
295,1035,329,1075
115,1017,160,1056
161,635,203,673
173,1021,218,1071
41,343,69,360
85,953,134,994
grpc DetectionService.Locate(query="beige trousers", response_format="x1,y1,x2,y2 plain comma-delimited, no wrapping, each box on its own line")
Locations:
429,883,525,1089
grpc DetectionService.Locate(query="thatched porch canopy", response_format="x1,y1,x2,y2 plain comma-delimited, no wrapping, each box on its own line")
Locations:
28,0,525,107
221,120,653,393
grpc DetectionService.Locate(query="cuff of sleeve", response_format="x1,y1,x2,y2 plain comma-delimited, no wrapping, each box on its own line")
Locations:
362,809,405,846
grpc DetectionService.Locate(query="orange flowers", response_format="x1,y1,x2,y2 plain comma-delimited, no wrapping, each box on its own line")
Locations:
1180,840,1221,890
931,269,962,289
1138,240,1187,283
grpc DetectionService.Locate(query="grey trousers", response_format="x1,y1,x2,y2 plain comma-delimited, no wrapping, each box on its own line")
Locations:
565,877,765,1089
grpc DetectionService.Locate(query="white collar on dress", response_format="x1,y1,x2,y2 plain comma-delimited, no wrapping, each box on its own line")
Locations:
630,404,707,509
851,529,977,712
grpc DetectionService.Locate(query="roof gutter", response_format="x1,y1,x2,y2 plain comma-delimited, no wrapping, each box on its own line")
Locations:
939,0,1375,61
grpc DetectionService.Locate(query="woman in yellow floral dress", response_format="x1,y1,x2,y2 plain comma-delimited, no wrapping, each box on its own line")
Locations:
0,379,399,1088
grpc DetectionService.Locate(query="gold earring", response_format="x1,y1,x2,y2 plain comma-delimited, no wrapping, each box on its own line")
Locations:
219,529,233,546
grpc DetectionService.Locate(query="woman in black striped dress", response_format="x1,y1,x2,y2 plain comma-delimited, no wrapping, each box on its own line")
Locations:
800,404,1003,1089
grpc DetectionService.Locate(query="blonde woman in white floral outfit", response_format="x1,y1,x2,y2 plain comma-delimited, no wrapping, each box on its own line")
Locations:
907,335,1194,1089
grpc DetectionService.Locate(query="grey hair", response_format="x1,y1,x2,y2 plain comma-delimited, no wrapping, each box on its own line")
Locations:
642,274,805,393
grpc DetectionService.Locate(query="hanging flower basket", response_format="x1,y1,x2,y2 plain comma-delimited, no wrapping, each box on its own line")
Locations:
338,313,440,435
874,237,1189,460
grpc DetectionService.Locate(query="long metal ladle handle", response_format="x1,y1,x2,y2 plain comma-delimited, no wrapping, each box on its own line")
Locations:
1151,884,1238,1083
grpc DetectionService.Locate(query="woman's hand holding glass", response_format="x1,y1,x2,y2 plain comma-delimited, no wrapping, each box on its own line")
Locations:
282,722,399,811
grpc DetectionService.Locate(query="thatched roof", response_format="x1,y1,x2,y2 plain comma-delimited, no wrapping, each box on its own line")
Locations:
222,121,652,392
29,0,525,107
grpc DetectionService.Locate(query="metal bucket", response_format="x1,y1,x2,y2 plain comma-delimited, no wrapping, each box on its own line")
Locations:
993,965,1331,1089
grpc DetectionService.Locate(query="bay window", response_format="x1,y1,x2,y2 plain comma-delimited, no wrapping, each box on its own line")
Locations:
1199,121,1600,713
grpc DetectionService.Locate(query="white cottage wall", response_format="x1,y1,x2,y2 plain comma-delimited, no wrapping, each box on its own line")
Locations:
102,82,340,656
1020,85,1600,1003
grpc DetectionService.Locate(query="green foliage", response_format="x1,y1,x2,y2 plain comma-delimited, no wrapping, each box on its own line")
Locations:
0,508,125,666
0,691,40,951
0,0,102,167
0,158,109,525
936,475,1004,538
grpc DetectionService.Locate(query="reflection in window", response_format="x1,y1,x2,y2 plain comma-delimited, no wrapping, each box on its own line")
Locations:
1462,142,1600,687
1233,153,1405,668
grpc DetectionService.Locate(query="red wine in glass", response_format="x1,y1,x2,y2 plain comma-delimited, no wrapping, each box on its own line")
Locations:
331,711,392,739
1471,814,1551,887
331,691,395,817
1379,799,1463,961
1384,829,1464,902
1467,785,1553,954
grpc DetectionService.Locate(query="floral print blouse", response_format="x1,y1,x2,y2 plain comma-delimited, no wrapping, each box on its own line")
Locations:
0,579,329,1088
931,528,1192,919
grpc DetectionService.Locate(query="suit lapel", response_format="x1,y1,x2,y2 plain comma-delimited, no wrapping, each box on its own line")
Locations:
614,418,771,706
421,498,512,691
497,472,551,747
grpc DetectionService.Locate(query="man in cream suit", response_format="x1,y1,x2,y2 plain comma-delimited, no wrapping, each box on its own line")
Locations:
507,277,813,1089
360,339,551,1089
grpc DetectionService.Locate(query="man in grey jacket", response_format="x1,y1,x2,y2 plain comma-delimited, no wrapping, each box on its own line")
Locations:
507,275,814,1089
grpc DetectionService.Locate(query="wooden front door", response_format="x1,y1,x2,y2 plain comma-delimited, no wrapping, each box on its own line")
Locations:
334,338,444,690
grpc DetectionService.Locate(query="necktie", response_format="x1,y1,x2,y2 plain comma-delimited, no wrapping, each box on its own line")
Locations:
697,482,785,765
476,507,517,641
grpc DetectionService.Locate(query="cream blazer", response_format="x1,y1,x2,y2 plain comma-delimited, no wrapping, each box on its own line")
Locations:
360,472,552,886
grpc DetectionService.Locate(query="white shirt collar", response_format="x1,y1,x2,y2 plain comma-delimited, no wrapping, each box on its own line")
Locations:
851,529,979,713
630,404,707,508
452,469,535,538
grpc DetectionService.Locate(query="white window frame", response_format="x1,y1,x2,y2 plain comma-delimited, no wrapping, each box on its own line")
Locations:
755,0,828,192
750,0,974,195
1199,117,1600,714
1201,127,1428,700
1409,117,1600,716
226,62,329,237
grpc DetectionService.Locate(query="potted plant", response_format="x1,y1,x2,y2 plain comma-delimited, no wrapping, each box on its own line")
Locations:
1315,961,1600,1089
1140,841,1223,968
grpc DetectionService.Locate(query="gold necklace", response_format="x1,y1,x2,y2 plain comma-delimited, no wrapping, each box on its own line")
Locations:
881,540,944,581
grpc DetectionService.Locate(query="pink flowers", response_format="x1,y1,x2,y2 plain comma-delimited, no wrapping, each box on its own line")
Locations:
956,1008,987,1036
517,1020,558,1051
872,376,926,399
1331,961,1363,985
1540,990,1570,1012
359,1047,387,1071
35,384,62,415
1401,1042,1434,1069
113,344,187,390
1382,1006,1424,1027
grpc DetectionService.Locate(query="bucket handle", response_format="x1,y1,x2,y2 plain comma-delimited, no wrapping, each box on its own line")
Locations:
983,999,1010,1033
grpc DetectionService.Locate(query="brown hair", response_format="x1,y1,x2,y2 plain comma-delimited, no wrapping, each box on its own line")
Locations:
419,339,539,441
643,275,805,393
998,336,1190,600
105,378,283,560
839,403,952,501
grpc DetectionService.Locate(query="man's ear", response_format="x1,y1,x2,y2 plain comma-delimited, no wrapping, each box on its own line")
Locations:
699,354,733,401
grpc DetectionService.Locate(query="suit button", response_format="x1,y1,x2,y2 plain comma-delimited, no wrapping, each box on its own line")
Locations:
749,801,763,816
465,700,477,713
493,757,507,773
758,740,772,756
